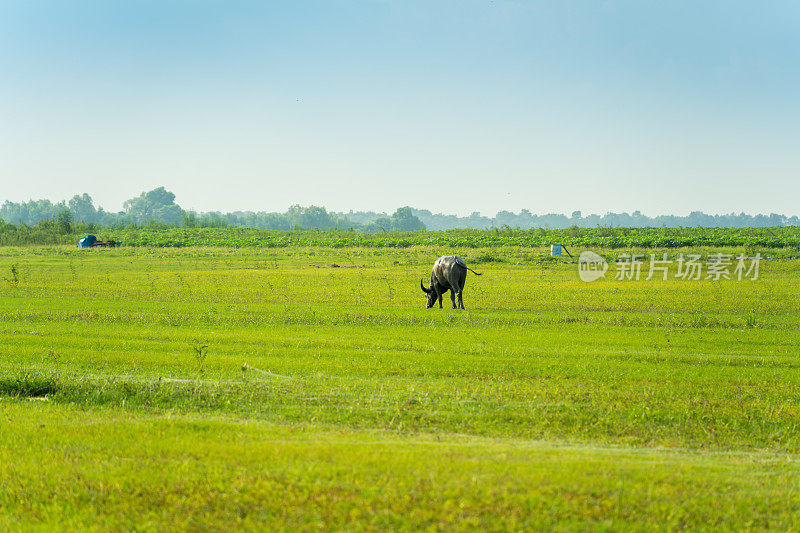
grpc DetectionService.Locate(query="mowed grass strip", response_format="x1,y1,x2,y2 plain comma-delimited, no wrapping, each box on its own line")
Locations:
2,401,800,532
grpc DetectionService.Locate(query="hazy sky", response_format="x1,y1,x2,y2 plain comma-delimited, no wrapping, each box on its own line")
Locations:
1,1,798,216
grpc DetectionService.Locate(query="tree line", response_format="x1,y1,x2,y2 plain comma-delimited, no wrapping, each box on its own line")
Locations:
2,187,798,232
0,188,427,233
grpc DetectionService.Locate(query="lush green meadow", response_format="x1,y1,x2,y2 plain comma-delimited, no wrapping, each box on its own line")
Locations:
1,244,799,530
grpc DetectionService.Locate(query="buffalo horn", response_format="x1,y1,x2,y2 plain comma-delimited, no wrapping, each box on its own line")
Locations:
420,279,431,293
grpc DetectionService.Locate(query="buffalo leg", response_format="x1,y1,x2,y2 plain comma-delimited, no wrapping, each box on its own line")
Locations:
437,291,443,308
457,289,464,309
450,289,457,309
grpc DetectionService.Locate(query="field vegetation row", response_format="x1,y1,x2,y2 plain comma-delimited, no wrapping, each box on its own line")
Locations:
3,224,800,250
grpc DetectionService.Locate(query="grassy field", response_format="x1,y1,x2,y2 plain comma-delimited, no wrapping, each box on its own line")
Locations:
2,244,799,530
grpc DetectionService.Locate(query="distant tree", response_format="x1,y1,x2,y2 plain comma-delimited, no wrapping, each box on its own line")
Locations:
144,187,176,206
68,194,99,223
286,205,337,229
182,211,198,227
0,199,63,225
391,207,426,231
374,217,392,232
465,211,491,229
494,210,519,228
261,212,293,230
54,209,74,234
198,212,229,228
123,187,183,225
769,213,786,226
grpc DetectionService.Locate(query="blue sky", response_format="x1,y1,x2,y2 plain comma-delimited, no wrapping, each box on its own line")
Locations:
1,1,798,216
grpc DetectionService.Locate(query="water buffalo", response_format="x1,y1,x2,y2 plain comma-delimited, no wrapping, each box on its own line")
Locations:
420,256,482,309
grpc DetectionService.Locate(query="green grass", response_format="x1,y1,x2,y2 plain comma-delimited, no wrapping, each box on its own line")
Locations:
4,402,800,531
1,245,799,530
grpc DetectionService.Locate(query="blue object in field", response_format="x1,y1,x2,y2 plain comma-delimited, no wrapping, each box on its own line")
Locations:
77,234,97,248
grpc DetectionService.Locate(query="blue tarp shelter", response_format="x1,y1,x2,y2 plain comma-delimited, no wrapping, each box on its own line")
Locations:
77,234,97,248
